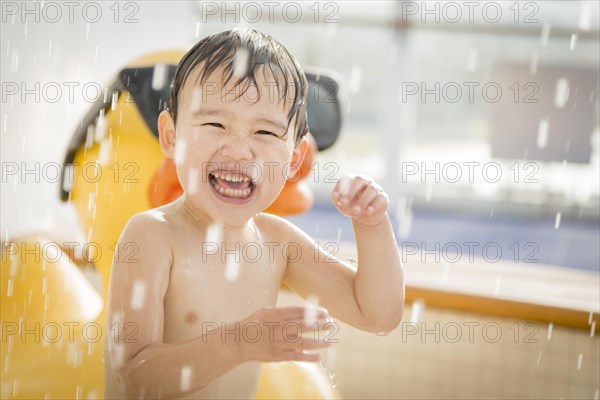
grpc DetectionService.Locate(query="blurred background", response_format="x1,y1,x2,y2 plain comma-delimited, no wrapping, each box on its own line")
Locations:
1,1,599,399
2,1,599,269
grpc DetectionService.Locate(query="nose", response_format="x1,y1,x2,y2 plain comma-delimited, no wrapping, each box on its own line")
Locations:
218,135,253,161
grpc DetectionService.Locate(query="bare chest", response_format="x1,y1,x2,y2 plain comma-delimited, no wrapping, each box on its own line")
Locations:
163,239,287,342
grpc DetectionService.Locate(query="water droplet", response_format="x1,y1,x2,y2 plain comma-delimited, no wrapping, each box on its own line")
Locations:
535,350,543,366
97,136,112,166
540,23,550,46
233,47,249,78
547,322,553,340
130,281,147,310
336,228,342,243
224,253,240,281
180,366,192,391
304,295,320,326
537,119,548,148
554,213,561,230
494,275,501,296
554,78,569,108
190,88,202,114
349,66,362,94
195,21,202,39
590,321,596,338
569,34,578,51
489,209,495,219
152,64,168,91
188,168,200,194
409,299,425,323
174,137,187,166
425,181,433,201
576,353,583,370
6,279,14,297
578,2,592,31
205,223,223,245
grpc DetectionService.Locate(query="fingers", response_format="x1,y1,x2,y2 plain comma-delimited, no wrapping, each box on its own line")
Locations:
244,306,336,363
332,174,389,224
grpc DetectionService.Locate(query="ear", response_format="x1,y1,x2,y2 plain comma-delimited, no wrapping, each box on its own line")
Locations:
287,137,309,181
158,110,176,158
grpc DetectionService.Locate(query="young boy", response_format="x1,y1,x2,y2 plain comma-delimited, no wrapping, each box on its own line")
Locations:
105,28,404,399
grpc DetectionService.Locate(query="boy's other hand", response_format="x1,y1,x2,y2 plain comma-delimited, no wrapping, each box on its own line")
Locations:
332,174,390,227
240,306,334,363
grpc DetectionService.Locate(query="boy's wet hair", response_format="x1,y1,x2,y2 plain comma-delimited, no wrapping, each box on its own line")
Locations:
166,28,308,145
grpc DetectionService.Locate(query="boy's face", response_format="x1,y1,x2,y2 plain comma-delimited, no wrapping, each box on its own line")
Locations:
159,64,304,227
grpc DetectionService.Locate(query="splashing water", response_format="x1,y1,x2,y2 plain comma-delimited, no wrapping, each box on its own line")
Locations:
554,213,561,229
349,66,362,94
174,137,187,166
409,299,425,324
111,343,125,368
537,119,548,149
98,136,112,166
570,34,578,51
529,53,539,75
93,112,107,145
303,295,320,326
224,253,240,281
579,2,592,31
187,168,200,194
111,91,119,111
62,164,74,193
152,64,169,91
540,23,550,46
233,47,249,79
190,88,202,114
395,197,413,239
494,275,501,296
130,281,147,310
554,78,569,108
180,366,192,391
205,223,224,245
195,21,203,39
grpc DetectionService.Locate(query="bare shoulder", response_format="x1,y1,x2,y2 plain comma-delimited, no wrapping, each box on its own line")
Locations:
115,206,176,268
254,212,310,242
119,205,175,242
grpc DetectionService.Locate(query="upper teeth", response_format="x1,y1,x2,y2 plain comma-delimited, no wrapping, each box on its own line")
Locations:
212,172,251,183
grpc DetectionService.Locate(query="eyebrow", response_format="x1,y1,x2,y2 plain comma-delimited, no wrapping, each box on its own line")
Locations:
193,109,288,133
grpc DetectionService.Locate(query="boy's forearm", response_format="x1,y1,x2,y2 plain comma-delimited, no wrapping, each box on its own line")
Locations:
115,323,247,398
352,213,405,333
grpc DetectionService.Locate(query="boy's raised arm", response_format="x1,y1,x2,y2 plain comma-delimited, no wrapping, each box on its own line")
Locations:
281,174,404,334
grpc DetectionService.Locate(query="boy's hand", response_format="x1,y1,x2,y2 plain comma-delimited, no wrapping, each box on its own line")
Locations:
239,306,334,363
332,174,390,227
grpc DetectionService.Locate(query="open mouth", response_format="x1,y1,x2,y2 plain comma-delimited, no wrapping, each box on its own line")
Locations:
208,171,256,202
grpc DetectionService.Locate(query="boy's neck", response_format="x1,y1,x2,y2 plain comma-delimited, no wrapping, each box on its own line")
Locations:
180,195,255,233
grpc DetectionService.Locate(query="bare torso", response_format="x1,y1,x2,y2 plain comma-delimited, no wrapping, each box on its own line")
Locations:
105,200,289,399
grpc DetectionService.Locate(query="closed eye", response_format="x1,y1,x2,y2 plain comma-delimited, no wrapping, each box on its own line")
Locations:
204,122,224,128
256,130,281,137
